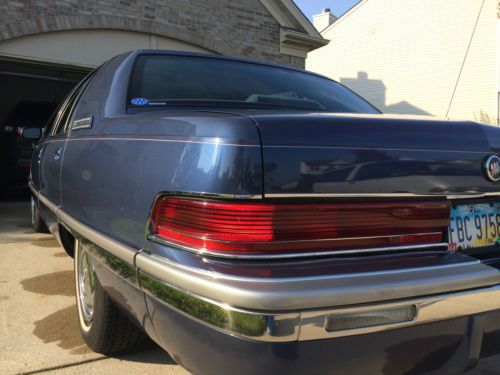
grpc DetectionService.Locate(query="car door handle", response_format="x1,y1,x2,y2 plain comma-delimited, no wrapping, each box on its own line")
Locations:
54,147,63,161
37,144,45,163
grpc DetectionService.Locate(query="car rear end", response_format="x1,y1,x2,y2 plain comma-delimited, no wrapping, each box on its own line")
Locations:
134,118,500,375
123,52,500,374
138,202,500,374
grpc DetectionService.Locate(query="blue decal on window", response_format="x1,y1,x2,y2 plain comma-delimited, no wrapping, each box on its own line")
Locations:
131,97,149,105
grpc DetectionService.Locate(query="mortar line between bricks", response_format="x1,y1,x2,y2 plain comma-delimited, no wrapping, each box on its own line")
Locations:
16,356,108,375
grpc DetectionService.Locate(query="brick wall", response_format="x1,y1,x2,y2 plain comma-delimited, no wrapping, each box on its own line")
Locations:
0,0,305,68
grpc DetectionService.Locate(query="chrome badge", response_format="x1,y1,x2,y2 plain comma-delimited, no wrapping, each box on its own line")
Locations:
484,155,500,182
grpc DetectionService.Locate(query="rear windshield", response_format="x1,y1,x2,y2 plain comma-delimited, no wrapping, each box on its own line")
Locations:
128,55,380,113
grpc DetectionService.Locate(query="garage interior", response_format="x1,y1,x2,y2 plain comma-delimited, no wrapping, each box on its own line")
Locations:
0,57,89,199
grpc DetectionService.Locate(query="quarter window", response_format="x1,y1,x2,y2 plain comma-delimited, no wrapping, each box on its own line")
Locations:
50,71,95,136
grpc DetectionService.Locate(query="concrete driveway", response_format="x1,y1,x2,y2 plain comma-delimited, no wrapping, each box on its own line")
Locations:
0,198,188,375
0,197,499,375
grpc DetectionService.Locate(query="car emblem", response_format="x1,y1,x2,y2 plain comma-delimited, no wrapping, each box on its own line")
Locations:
484,155,500,182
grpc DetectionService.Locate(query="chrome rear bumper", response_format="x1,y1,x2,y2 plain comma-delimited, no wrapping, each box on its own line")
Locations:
137,253,500,342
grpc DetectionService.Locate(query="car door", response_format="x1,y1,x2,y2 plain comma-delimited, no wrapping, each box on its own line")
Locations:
38,77,92,229
31,108,60,192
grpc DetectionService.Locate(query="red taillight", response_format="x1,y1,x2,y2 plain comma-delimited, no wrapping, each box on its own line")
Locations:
149,197,451,257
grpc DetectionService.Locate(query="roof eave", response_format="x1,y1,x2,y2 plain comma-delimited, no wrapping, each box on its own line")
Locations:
280,29,329,58
259,0,327,57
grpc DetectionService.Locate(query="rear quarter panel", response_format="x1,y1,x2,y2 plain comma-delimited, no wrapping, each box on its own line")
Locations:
60,112,262,250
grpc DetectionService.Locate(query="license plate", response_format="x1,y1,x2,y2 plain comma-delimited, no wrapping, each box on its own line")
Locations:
448,203,500,251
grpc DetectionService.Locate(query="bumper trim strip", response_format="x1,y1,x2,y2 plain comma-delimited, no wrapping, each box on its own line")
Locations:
300,284,500,340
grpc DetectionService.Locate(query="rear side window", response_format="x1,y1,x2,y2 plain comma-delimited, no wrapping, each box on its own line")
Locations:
50,71,95,136
52,92,78,135
128,55,380,114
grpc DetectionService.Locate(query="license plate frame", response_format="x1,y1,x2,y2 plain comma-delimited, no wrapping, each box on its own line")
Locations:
448,203,500,251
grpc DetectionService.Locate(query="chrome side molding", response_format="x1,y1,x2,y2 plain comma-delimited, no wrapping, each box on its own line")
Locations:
264,192,500,199
32,186,137,266
57,208,137,265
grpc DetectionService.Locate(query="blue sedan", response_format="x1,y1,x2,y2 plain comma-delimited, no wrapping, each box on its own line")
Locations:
26,49,500,374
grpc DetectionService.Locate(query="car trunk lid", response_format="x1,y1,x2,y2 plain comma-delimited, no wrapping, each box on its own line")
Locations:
246,112,499,197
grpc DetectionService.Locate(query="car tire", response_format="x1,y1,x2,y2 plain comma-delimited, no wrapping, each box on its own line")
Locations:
31,196,49,233
74,239,146,354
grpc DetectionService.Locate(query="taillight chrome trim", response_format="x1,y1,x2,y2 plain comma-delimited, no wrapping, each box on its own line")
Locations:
147,194,451,259
148,233,448,259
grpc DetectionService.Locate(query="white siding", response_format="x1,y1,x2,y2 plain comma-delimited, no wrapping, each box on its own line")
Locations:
306,0,498,124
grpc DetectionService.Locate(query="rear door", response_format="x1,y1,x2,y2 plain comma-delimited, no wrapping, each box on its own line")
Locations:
38,76,92,229
31,109,59,192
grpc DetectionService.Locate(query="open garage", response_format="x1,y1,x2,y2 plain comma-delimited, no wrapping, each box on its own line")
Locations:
0,58,89,196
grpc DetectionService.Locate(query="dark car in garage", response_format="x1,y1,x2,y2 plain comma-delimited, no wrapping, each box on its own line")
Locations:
0,100,57,193
26,49,500,374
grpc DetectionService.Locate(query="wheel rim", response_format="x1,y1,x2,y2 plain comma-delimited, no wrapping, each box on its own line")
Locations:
77,248,95,325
